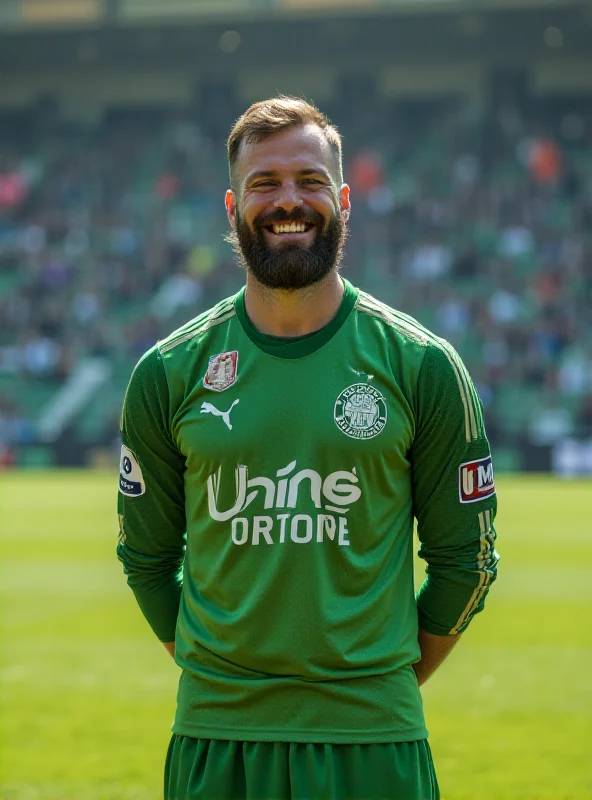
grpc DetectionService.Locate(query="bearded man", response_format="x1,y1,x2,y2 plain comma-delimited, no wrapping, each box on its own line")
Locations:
117,96,499,800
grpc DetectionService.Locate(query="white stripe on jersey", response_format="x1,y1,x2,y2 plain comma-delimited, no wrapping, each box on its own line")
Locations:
356,293,480,443
159,307,236,354
449,510,496,634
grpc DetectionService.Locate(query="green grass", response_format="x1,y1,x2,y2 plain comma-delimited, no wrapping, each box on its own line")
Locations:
1,472,591,799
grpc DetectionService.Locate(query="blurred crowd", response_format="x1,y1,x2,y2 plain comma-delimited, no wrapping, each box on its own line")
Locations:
0,93,591,466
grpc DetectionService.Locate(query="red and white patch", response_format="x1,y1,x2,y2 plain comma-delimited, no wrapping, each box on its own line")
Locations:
203,351,239,392
459,455,495,504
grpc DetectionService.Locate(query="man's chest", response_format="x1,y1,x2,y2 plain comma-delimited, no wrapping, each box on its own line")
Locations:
171,344,415,478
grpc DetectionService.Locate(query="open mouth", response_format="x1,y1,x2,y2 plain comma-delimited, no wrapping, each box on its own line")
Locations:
264,221,316,236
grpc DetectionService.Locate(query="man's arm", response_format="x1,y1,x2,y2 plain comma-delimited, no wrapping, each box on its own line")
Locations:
410,341,499,681
117,346,187,648
413,629,461,686
163,641,175,658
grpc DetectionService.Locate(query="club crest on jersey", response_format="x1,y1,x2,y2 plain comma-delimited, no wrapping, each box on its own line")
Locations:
459,455,495,503
334,383,387,440
203,350,239,392
119,445,145,497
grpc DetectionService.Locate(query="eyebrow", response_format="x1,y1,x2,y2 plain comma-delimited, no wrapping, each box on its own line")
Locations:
245,168,332,184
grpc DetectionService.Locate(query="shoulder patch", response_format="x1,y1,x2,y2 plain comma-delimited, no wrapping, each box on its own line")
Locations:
459,455,495,503
119,445,146,497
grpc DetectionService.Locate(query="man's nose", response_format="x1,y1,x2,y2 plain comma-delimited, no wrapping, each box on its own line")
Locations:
273,181,304,213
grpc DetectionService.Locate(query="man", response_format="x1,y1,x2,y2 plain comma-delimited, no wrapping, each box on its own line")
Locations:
117,96,499,800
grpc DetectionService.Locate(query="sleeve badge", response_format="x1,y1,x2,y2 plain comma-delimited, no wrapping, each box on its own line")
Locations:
119,445,146,497
459,455,495,503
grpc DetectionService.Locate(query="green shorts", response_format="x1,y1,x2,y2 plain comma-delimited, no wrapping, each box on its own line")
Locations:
164,735,440,800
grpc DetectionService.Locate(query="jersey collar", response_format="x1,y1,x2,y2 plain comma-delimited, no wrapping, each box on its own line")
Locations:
234,278,358,359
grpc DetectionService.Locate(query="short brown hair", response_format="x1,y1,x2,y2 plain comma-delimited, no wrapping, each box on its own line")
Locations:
227,96,343,188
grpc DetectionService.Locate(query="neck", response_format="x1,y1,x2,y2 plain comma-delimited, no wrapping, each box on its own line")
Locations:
244,271,344,337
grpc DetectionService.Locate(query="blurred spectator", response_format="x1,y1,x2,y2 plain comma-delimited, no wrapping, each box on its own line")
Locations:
0,161,27,209
436,292,470,336
528,138,562,185
20,330,63,379
0,394,34,445
151,270,203,320
575,394,592,436
404,240,453,281
350,150,383,196
488,289,523,325
558,345,592,398
529,394,574,446
498,224,534,259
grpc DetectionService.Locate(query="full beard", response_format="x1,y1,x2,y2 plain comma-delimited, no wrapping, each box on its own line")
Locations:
226,208,347,291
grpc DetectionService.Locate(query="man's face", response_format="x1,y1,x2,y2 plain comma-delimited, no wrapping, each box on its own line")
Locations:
226,124,350,290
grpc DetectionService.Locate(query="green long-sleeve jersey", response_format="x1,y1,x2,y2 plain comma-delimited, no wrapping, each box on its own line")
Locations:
117,279,499,744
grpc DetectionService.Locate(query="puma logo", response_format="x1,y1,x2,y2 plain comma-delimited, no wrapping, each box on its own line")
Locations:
200,399,240,430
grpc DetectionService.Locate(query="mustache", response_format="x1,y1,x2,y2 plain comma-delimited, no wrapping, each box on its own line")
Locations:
253,208,325,229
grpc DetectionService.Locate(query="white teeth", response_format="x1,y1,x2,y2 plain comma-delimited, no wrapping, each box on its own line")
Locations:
272,222,307,234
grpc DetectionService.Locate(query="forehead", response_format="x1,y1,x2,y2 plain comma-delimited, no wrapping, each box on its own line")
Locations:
236,124,337,185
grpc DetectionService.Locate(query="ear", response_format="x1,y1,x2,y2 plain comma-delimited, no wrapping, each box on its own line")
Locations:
225,189,237,228
339,183,351,223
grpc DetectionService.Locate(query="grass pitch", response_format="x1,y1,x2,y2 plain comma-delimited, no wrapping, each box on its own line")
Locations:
0,471,591,800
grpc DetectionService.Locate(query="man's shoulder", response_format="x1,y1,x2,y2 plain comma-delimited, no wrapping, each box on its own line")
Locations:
157,293,238,356
354,288,433,347
126,293,239,394
352,288,468,378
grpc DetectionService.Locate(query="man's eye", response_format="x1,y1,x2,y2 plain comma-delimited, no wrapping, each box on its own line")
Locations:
302,179,323,186
253,181,275,188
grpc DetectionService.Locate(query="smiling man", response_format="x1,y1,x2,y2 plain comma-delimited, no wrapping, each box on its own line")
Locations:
117,97,499,800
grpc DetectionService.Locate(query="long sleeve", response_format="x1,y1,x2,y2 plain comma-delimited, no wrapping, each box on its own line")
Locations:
411,342,499,636
117,345,186,642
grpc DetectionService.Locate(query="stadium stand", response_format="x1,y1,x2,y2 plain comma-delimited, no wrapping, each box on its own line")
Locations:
0,11,591,472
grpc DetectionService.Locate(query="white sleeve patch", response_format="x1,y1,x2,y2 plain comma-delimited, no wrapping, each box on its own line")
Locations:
119,445,146,497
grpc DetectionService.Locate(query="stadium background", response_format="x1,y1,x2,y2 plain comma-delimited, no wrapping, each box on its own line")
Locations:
1,0,591,473
0,1,591,799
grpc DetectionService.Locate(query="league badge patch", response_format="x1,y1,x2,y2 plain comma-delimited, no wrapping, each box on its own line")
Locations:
459,455,495,503
119,445,145,497
203,350,239,392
